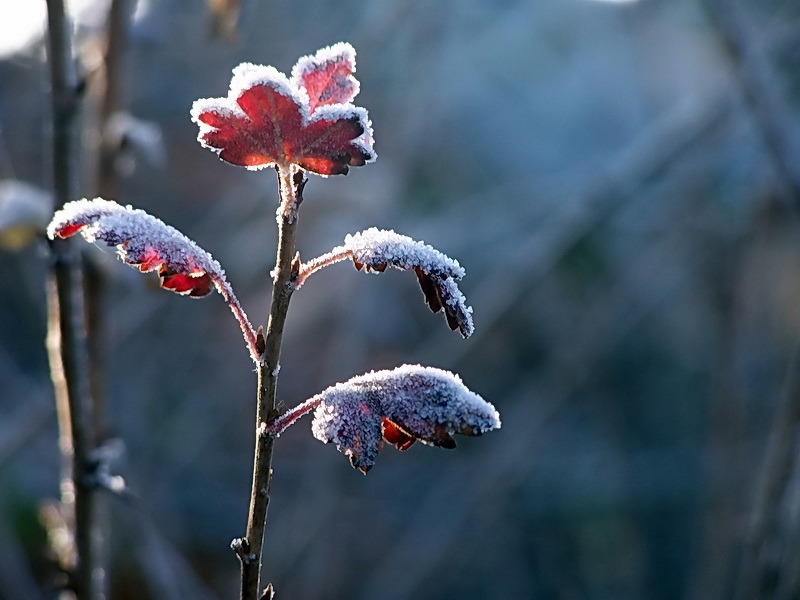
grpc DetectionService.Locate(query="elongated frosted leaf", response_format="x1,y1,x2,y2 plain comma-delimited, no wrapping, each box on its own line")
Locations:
47,198,226,297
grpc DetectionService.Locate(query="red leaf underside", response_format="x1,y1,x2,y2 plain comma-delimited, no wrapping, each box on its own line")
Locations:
54,222,87,238
160,270,214,297
381,417,416,451
133,247,164,272
414,267,444,313
122,242,214,297
199,109,271,168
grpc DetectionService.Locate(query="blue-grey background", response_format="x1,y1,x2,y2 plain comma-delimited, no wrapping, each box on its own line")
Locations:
1,0,799,598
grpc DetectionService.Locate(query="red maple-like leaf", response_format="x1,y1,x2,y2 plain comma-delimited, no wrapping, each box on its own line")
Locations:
191,43,375,176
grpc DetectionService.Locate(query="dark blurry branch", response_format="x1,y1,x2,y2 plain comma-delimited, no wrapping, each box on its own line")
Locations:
736,345,800,600
689,239,749,600
418,97,730,368
44,0,102,598
234,166,305,600
703,0,800,208
95,0,130,200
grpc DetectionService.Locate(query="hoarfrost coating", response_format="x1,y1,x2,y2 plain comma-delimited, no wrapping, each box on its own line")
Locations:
342,228,465,279
311,364,500,471
291,42,357,83
230,63,305,109
437,277,474,338
291,42,360,111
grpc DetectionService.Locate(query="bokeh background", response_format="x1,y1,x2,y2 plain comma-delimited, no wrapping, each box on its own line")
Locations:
2,0,800,598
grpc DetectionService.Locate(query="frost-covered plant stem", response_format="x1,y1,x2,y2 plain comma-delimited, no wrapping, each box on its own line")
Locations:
266,395,324,437
44,0,103,598
216,279,260,362
235,165,305,600
294,248,350,288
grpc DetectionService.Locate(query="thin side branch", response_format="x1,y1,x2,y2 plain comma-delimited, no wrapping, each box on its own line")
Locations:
215,278,259,363
294,247,351,288
265,395,323,438
237,165,305,600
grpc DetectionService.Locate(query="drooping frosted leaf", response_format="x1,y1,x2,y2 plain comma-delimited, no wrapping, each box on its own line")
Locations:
191,44,375,176
342,228,474,337
311,364,500,472
47,198,226,297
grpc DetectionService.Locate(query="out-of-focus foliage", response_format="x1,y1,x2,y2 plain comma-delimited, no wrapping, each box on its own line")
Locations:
1,0,800,598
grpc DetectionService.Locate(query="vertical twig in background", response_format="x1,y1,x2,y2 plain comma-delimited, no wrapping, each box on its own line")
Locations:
737,344,800,600
44,0,102,598
233,166,305,600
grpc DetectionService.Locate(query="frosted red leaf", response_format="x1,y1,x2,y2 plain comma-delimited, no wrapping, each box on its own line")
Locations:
191,43,375,176
47,198,225,298
311,365,500,472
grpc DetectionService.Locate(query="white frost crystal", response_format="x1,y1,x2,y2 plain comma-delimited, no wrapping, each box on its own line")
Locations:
342,227,464,279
